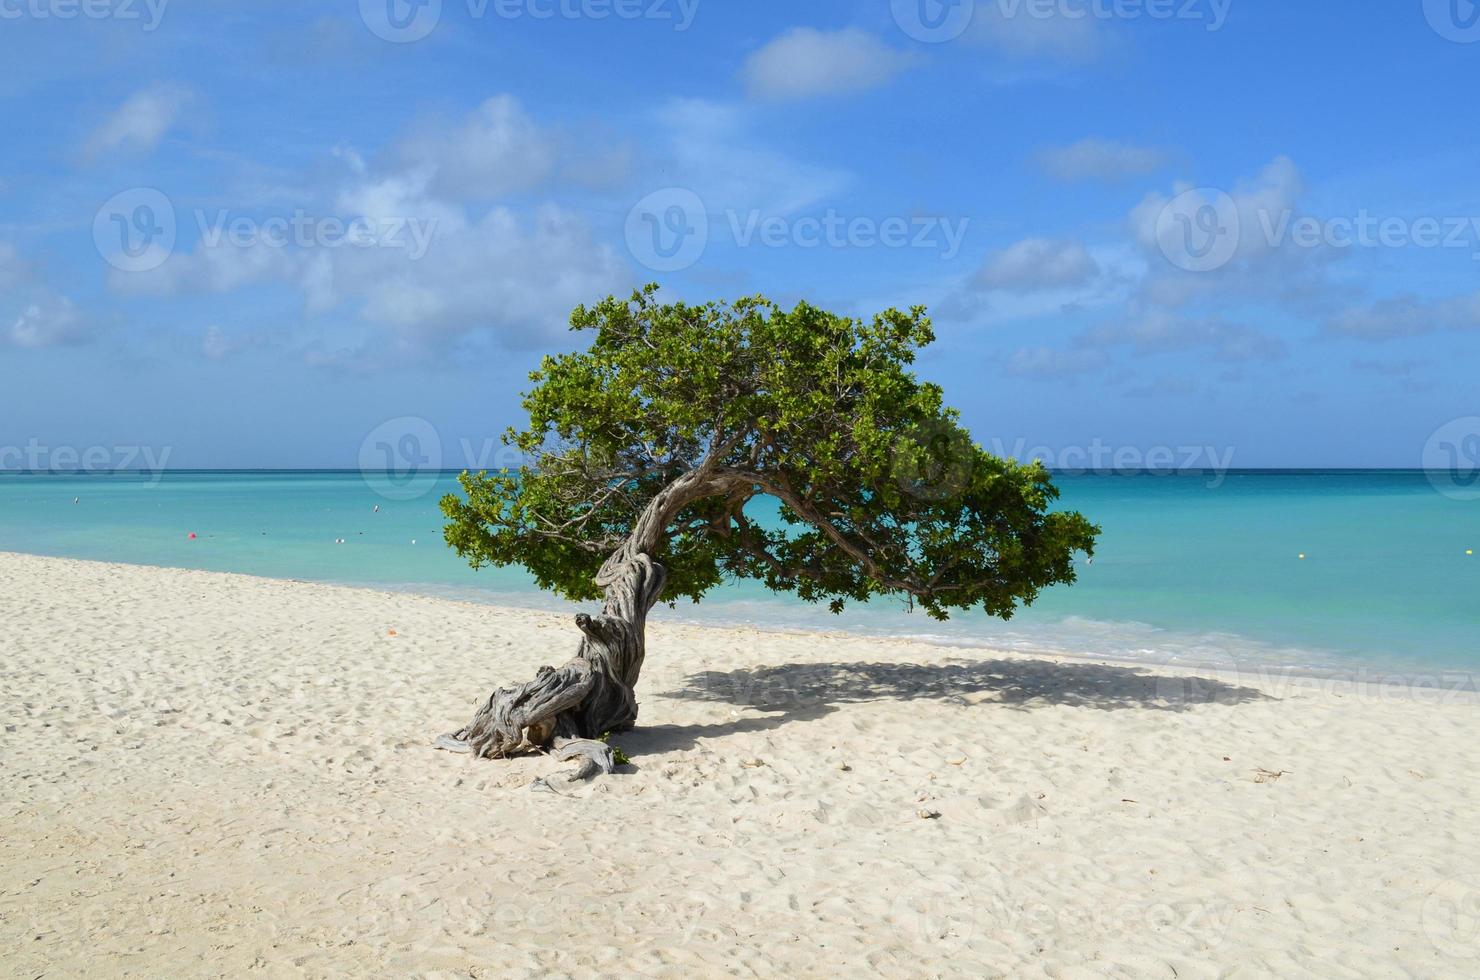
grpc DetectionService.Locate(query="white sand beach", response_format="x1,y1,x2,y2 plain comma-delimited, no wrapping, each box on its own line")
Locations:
2,550,1477,978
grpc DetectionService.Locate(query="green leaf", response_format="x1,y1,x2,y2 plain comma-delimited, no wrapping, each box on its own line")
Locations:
442,285,1099,620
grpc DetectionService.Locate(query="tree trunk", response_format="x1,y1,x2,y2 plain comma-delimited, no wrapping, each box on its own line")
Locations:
435,545,667,762
435,468,738,769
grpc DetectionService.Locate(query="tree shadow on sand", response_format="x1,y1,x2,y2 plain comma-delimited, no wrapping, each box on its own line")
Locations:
625,657,1273,755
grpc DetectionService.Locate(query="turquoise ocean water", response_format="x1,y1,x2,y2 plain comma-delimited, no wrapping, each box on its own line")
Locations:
1,471,1475,676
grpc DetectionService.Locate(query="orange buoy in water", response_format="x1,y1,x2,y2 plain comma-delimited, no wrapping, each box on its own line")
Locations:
188,532,197,540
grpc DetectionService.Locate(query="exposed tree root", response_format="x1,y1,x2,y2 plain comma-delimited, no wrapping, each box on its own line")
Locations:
436,549,667,775
554,739,618,781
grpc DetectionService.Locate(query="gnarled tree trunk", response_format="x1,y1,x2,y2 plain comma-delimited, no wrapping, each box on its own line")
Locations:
435,547,666,762
434,470,716,768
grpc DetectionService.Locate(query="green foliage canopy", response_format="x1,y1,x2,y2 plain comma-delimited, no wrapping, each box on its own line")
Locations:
442,286,1099,621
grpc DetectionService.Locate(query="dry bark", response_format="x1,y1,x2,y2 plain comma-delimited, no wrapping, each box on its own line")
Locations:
434,548,666,762
434,470,716,768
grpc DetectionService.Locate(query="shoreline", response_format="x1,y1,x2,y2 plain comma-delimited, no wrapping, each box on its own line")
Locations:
2,548,1472,696
4,549,1479,974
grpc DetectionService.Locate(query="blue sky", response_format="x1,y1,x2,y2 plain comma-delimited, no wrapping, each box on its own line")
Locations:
2,0,1478,470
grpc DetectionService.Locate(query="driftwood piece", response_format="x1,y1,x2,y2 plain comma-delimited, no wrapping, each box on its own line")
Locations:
554,738,618,781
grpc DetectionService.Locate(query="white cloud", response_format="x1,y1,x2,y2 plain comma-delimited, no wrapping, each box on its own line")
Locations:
114,104,627,356
1130,156,1305,269
951,154,1472,385
322,169,627,349
344,201,626,350
1326,291,1480,341
0,241,26,289
742,28,915,101
1069,160,1312,367
397,95,558,201
1124,374,1200,398
125,239,296,296
200,323,284,361
0,242,94,348
561,137,634,191
8,296,87,349
1081,311,1287,363
201,325,234,360
97,94,855,363
1006,346,1107,378
83,83,193,161
655,98,850,215
966,4,1106,61
1120,155,1353,322
975,237,1100,291
973,159,1314,379
1038,138,1167,183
